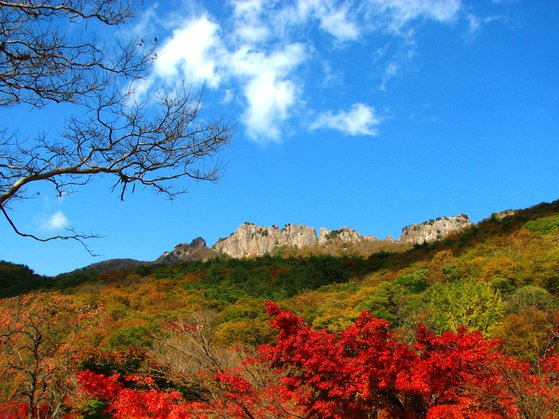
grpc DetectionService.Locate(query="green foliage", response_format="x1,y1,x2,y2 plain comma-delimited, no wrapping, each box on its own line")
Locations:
80,347,148,376
0,261,46,297
426,278,504,335
393,268,429,293
108,325,153,349
490,277,516,296
52,270,98,288
4,198,559,400
215,297,268,323
496,307,556,361
311,307,359,332
356,282,402,324
214,318,275,346
524,215,559,235
177,256,351,306
507,286,555,313
78,399,108,419
316,281,358,293
520,251,559,294
352,269,430,327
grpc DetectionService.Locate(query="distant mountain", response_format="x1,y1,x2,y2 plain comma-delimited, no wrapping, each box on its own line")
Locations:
72,258,148,274
59,202,544,273
0,261,48,298
156,237,218,264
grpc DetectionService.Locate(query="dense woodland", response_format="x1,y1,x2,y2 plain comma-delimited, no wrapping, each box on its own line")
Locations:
2,200,559,417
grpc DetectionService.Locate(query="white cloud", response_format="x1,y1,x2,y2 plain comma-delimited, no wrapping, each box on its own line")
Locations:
231,0,270,43
271,0,360,42
466,13,481,36
131,4,160,37
380,61,399,91
311,103,381,136
134,0,480,142
379,45,415,90
40,211,69,231
223,89,234,103
154,15,222,88
316,4,360,41
464,13,506,39
321,61,344,87
230,44,306,142
365,0,462,32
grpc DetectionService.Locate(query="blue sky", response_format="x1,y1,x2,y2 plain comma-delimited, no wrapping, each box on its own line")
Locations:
2,0,559,276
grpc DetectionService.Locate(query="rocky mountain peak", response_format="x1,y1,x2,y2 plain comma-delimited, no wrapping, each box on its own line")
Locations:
213,223,317,258
189,237,207,248
318,227,375,245
213,223,379,258
399,214,471,244
156,237,215,264
154,213,473,263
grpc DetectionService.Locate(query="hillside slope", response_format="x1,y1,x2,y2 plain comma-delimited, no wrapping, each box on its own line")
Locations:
2,199,559,417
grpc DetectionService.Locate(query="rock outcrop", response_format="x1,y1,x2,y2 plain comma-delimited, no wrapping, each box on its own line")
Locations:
156,237,217,264
213,223,379,258
491,210,517,220
318,227,376,245
214,223,317,258
399,214,471,244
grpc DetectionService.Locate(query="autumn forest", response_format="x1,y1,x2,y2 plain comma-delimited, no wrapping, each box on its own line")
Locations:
2,200,559,418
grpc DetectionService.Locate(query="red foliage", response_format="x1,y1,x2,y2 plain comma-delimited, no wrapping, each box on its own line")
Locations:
77,302,559,418
261,302,557,418
0,293,100,417
0,399,53,419
77,370,188,418
77,370,124,401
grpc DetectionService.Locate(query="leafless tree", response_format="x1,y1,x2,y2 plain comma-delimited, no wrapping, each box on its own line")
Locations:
0,1,232,249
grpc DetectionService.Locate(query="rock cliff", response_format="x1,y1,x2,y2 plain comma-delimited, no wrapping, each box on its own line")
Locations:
318,227,376,245
83,213,478,270
213,223,379,258
156,237,217,264
399,214,471,244
213,223,317,258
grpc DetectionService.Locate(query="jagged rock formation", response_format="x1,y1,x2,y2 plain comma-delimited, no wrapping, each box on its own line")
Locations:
399,214,471,244
213,223,379,258
491,210,518,220
318,227,376,245
214,223,317,258
156,237,217,264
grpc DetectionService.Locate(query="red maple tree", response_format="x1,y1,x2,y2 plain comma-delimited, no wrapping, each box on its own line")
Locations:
77,302,559,418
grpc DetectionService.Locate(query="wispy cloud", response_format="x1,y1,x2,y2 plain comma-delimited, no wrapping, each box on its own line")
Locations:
316,3,360,41
231,0,270,43
311,103,382,136
364,0,462,33
135,0,474,142
379,45,416,91
40,211,69,231
464,12,507,39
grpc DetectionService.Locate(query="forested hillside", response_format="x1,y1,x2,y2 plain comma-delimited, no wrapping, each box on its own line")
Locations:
2,200,559,417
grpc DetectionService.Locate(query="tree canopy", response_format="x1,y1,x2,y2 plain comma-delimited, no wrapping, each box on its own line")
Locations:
0,0,232,248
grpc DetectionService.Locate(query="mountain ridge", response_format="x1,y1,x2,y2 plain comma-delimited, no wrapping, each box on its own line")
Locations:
72,213,480,273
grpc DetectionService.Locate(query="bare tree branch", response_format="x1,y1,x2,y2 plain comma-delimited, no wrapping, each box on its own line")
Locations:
0,204,100,255
0,0,148,107
0,1,233,249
